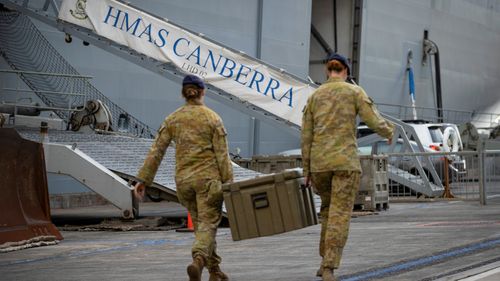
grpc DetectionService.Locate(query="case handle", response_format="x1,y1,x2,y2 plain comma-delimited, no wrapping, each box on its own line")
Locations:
252,193,269,209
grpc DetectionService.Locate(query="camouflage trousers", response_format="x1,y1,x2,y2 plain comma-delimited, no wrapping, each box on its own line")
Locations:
311,170,360,269
176,178,224,268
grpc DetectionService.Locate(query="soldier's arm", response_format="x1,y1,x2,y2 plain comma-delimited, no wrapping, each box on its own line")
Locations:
357,89,394,140
136,120,172,186
301,98,314,177
213,119,233,184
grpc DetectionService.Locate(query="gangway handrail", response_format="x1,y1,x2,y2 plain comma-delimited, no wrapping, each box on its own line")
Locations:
0,68,90,122
378,102,499,117
382,151,478,157
378,102,500,127
0,69,93,79
0,103,83,112
3,88,86,96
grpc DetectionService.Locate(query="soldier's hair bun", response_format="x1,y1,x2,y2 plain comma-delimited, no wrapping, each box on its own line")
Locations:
182,84,203,100
326,60,345,73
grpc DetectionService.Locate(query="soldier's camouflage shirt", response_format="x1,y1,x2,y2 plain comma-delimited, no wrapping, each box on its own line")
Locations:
301,77,394,174
137,100,233,186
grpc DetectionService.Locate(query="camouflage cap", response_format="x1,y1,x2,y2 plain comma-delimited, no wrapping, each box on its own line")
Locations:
182,74,205,89
326,53,351,75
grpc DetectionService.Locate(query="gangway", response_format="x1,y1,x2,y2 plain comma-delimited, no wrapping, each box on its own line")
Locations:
355,112,445,197
382,113,444,197
0,0,316,136
18,128,261,217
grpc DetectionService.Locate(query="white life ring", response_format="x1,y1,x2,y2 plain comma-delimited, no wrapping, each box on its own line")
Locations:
442,127,459,152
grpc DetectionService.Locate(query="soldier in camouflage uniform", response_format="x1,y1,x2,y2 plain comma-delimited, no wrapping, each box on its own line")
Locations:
301,54,394,281
135,75,233,281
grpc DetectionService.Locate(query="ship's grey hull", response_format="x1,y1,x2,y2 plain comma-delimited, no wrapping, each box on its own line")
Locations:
1,0,499,156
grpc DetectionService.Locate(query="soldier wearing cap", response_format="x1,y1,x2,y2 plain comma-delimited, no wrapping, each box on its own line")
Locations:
135,74,233,281
301,53,394,281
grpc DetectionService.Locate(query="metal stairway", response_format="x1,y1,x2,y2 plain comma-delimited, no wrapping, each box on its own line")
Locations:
18,127,261,215
382,113,444,197
0,0,314,136
356,114,444,197
0,8,155,138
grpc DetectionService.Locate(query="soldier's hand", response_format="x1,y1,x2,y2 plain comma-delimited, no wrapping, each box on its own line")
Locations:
305,175,319,194
304,176,311,187
387,138,392,145
134,182,146,202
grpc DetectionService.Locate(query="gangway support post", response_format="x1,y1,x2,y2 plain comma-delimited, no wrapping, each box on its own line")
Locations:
44,143,138,219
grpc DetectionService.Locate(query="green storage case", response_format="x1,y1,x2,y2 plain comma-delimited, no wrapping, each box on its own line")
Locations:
223,169,318,241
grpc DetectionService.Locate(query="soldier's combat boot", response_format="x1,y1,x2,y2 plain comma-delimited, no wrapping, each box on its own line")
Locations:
187,255,205,281
316,265,324,277
208,265,229,281
322,268,336,281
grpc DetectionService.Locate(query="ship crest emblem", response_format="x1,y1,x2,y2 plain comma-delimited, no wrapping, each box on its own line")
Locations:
70,0,88,20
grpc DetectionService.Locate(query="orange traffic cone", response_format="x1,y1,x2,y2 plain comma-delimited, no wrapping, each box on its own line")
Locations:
186,212,194,230
176,212,195,232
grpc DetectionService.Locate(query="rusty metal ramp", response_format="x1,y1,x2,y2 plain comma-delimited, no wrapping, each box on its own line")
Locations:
0,128,63,252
